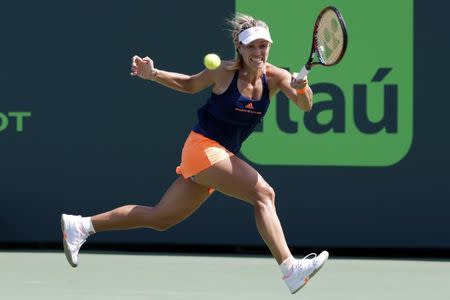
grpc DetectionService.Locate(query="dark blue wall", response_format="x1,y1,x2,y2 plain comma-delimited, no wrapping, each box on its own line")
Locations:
1,0,449,251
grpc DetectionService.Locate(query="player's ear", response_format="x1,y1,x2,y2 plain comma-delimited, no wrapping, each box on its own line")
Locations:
235,42,243,53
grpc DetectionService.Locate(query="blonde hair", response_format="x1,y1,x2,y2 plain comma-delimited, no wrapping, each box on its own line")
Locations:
226,13,270,71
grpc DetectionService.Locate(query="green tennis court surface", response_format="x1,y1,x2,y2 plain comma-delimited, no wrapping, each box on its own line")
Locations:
1,251,449,299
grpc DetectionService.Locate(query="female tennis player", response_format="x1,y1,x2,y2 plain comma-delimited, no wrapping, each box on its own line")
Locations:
61,13,328,294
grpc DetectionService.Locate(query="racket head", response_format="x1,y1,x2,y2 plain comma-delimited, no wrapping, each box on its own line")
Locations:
312,6,348,67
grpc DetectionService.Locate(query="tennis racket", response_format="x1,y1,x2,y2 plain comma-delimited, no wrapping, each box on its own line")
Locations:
296,6,348,80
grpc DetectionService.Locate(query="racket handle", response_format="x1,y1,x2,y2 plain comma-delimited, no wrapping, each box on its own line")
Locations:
296,65,309,80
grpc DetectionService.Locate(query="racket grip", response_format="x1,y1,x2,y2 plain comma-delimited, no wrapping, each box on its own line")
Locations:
296,66,309,80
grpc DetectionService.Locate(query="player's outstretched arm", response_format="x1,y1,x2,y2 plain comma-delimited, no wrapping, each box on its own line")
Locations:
130,55,216,94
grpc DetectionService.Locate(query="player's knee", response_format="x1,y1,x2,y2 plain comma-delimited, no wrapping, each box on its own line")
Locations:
253,184,276,208
150,214,181,231
152,218,177,232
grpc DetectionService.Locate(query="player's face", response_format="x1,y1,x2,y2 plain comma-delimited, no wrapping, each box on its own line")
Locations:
239,39,271,70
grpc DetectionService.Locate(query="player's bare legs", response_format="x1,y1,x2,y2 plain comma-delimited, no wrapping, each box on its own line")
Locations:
91,177,211,232
192,155,328,294
61,177,211,267
192,155,291,264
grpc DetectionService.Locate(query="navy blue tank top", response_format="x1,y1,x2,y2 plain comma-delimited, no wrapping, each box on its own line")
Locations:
193,70,270,153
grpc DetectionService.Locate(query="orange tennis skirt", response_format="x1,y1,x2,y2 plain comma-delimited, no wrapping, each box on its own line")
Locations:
176,131,234,180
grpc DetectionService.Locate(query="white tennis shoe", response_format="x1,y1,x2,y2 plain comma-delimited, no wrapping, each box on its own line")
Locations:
61,214,88,268
282,251,329,294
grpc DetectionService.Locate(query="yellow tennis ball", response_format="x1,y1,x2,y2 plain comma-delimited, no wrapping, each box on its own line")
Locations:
204,53,221,70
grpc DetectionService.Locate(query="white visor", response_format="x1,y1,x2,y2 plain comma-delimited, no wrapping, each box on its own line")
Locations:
238,27,273,45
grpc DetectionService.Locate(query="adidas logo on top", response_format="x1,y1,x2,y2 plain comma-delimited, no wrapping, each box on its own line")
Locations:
245,102,254,109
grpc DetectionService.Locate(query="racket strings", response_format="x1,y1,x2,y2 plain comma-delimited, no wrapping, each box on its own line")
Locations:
315,10,345,65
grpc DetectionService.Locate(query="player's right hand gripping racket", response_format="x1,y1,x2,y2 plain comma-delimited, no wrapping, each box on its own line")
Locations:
296,6,348,80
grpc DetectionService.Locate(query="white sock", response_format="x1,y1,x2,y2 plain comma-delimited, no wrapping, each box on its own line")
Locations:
280,256,296,276
81,217,96,235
